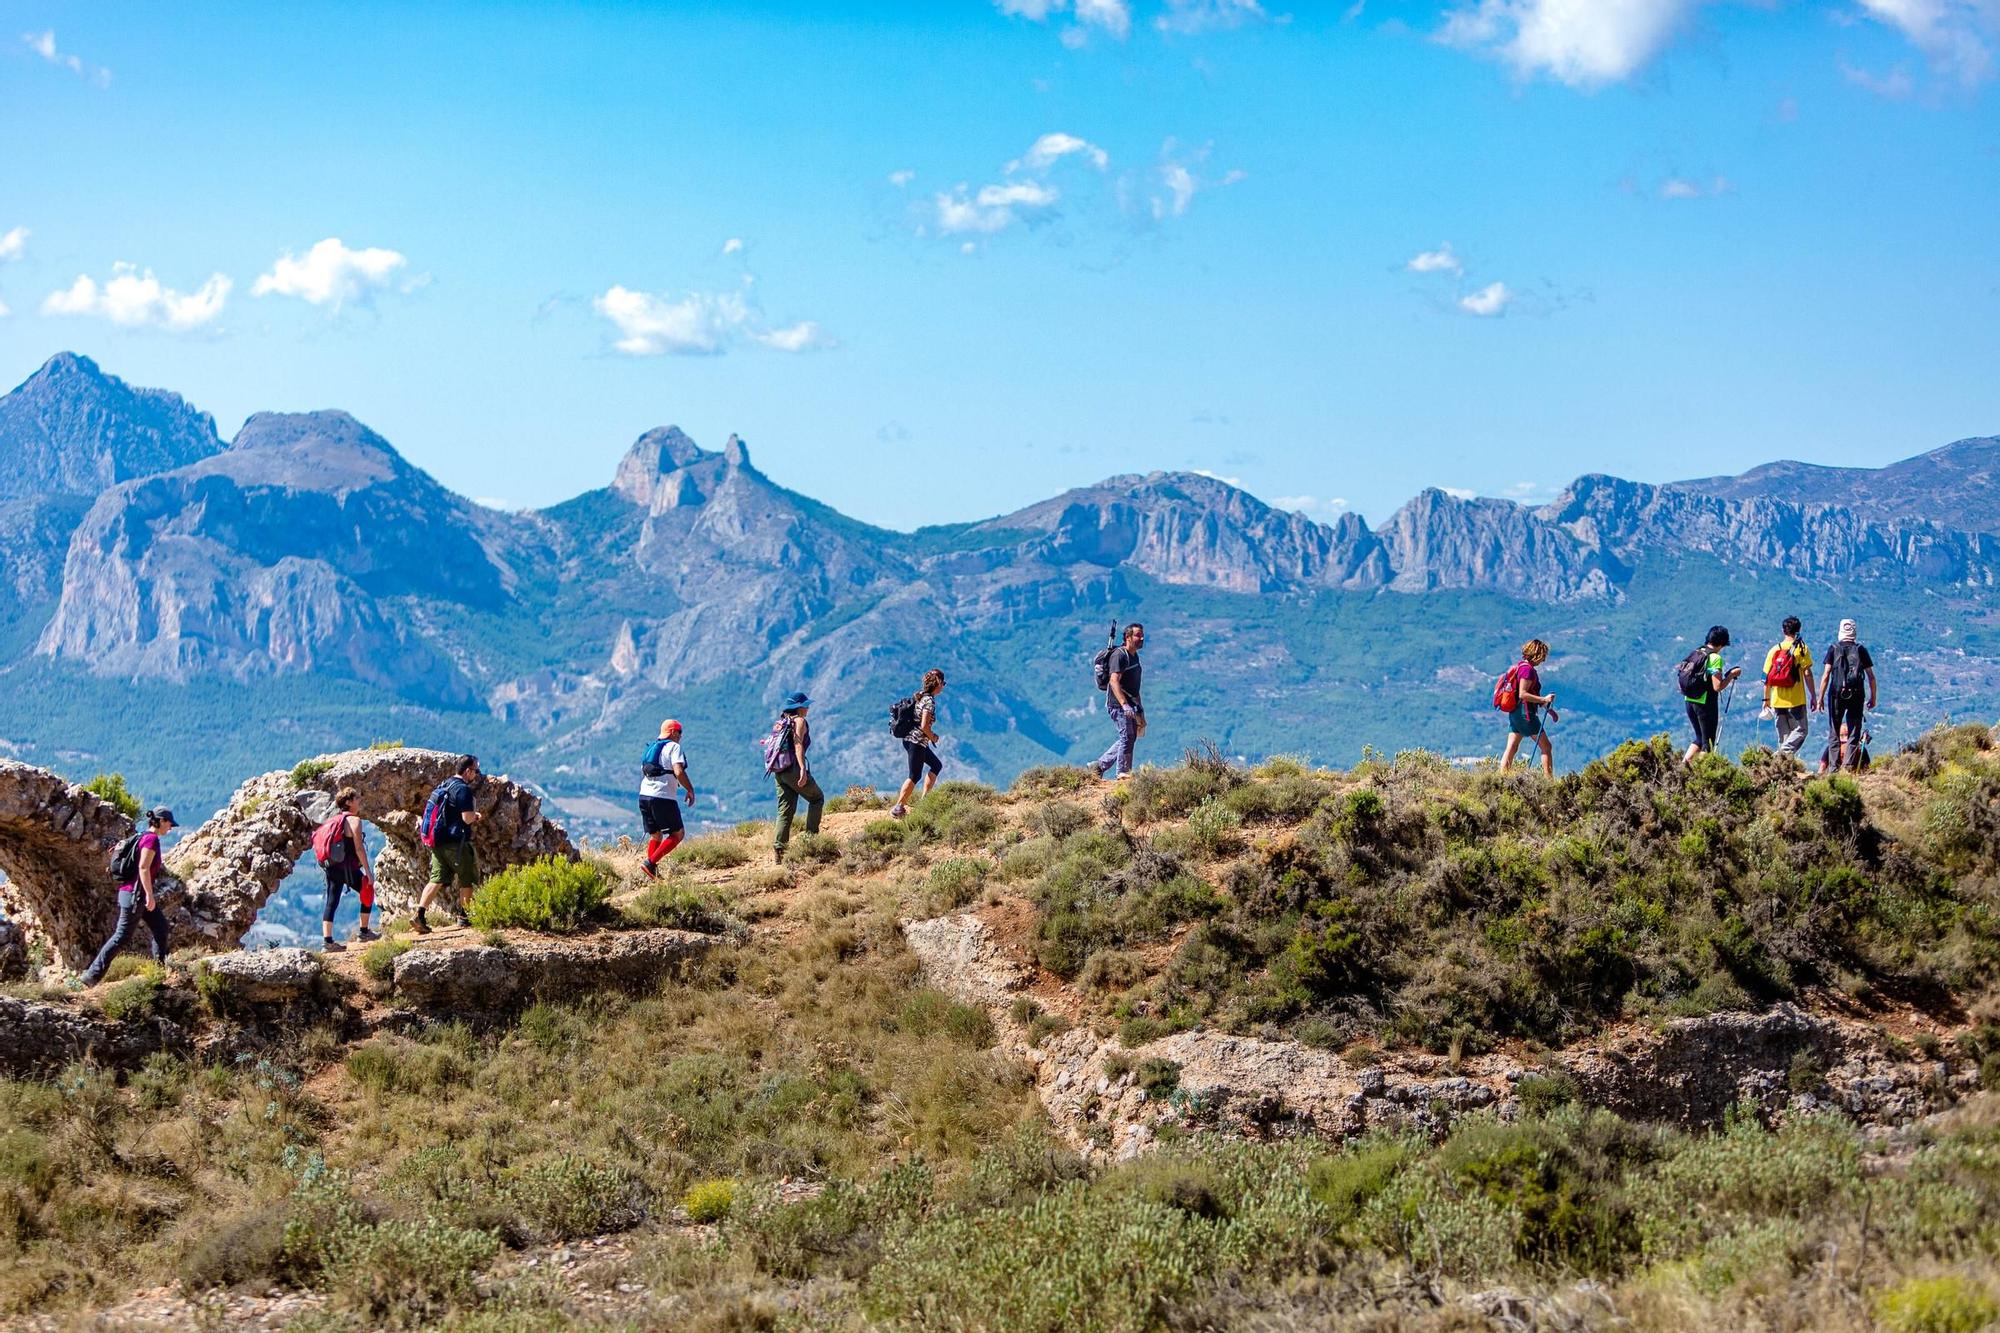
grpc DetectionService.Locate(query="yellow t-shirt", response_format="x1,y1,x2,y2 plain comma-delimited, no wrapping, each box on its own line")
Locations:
1762,638,1813,710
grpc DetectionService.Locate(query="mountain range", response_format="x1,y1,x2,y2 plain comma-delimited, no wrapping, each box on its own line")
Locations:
3,351,1997,838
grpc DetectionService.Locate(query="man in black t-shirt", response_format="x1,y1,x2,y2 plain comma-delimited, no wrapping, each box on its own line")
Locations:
1092,624,1146,779
1817,619,1878,772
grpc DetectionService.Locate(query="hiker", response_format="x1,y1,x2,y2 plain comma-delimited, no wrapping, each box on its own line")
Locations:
1498,639,1558,776
1760,616,1818,759
315,787,378,951
891,669,947,819
765,692,824,861
413,755,484,934
76,807,177,986
1818,618,1878,772
639,719,695,879
1680,626,1742,762
1092,623,1146,780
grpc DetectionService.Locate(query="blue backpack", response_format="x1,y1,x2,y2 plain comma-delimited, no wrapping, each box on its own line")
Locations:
420,781,452,847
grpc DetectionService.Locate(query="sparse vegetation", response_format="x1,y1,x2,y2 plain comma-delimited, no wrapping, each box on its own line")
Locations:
289,757,335,788
677,837,752,870
360,935,412,981
82,771,140,818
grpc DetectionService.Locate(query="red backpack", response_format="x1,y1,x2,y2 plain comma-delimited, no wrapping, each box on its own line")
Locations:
311,812,351,867
1492,663,1521,712
1765,640,1799,689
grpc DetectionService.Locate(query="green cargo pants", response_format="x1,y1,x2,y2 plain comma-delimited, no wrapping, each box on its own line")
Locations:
774,770,825,859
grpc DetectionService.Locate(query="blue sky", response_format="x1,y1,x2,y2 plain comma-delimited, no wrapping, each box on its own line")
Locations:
2,0,1996,528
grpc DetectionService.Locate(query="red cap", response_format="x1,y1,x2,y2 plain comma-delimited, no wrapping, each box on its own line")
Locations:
664,719,682,735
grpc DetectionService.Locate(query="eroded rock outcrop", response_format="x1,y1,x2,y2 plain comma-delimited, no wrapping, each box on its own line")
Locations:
200,947,323,1004
169,747,573,950
389,928,719,1012
0,994,186,1076
0,760,136,971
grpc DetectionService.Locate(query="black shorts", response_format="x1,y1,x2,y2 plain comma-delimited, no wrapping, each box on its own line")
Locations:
639,796,683,836
1685,697,1720,752
904,739,942,784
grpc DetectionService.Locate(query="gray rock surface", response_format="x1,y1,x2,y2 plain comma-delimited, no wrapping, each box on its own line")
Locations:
0,994,180,1076
0,916,27,980
389,928,720,1011
201,946,321,1002
902,913,1031,1006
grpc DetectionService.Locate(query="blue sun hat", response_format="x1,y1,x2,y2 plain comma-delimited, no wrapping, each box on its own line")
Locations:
782,692,812,711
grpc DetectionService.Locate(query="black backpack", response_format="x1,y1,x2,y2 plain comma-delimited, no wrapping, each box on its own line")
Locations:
1092,621,1120,692
889,695,920,739
1828,643,1868,704
1675,647,1713,699
109,833,144,884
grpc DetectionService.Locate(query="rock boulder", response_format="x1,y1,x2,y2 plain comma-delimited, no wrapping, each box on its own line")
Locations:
201,947,323,1003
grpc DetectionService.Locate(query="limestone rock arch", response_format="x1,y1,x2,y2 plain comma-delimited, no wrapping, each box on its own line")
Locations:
0,761,136,972
169,747,575,949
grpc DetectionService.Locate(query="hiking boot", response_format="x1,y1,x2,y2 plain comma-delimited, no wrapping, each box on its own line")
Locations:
641,860,659,880
356,928,381,943
411,917,431,936
323,939,346,953
890,804,907,820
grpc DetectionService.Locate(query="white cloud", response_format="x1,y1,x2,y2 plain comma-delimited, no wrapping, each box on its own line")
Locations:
1147,143,1243,220
1156,0,1269,34
0,227,26,262
993,0,1131,40
1436,0,1704,89
722,237,744,255
22,29,109,85
1856,0,1999,86
41,263,231,331
252,238,409,309
0,298,9,318
888,169,916,187
1273,494,1352,519
1011,132,1110,173
936,180,1061,234
1659,174,1731,198
1442,486,1480,499
1459,281,1512,316
1841,59,1918,96
1406,242,1463,274
593,285,829,357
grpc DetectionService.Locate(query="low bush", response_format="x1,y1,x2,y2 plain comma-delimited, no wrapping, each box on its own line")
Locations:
905,784,1001,848
1011,765,1095,798
927,857,991,911
786,831,842,864
683,1178,738,1224
82,772,140,819
466,857,611,933
623,881,733,933
503,1156,647,1241
1874,1275,2000,1333
290,757,334,788
677,837,752,870
360,936,411,982
827,786,888,815
98,965,164,1023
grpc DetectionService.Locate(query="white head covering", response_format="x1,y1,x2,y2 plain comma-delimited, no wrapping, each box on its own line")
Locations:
1838,618,1858,643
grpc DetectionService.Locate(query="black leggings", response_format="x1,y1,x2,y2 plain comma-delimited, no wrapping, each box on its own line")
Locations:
904,739,942,784
1686,697,1720,752
323,865,370,924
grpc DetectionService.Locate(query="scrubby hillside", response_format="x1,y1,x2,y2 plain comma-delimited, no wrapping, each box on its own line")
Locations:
5,729,2000,1330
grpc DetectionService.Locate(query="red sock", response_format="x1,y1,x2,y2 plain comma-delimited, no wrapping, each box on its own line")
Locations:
657,832,684,858
644,836,663,862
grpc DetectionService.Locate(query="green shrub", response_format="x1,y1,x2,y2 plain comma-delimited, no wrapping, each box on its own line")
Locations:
503,1157,646,1241
1875,1275,2000,1333
927,857,991,911
466,856,610,933
897,990,996,1048
98,965,164,1023
82,772,140,819
321,1214,498,1324
1136,1057,1181,1099
683,1178,738,1223
344,1034,473,1096
290,757,334,788
1180,800,1244,859
360,936,412,982
905,784,1001,848
786,831,842,864
1011,765,1094,798
1027,800,1093,841
827,786,888,814
623,881,732,932
101,954,156,984
677,837,752,870
1307,1137,1416,1225
368,738,405,750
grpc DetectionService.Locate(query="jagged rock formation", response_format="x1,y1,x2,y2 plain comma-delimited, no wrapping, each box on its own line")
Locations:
1681,435,2000,534
0,352,222,503
168,747,573,950
0,760,137,971
38,410,524,700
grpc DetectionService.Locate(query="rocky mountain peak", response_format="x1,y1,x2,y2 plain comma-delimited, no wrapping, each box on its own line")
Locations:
611,426,759,511
0,351,223,501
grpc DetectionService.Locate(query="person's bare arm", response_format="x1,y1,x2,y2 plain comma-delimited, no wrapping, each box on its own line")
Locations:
1867,668,1878,710
796,719,811,779
139,844,159,911
1816,665,1831,712
674,761,695,805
